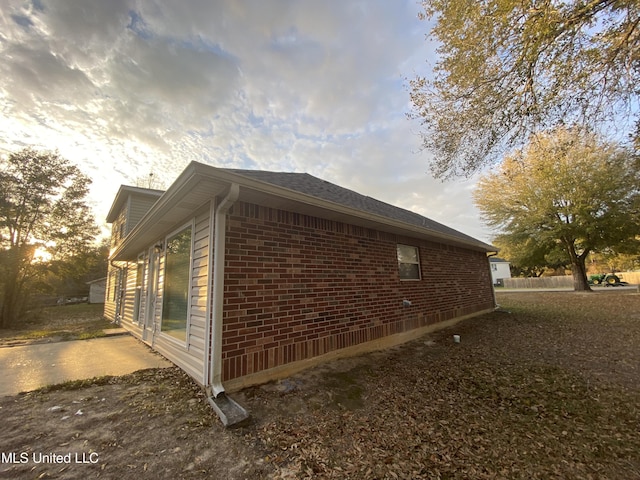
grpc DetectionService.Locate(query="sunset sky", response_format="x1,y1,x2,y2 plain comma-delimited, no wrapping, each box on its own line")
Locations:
0,0,491,242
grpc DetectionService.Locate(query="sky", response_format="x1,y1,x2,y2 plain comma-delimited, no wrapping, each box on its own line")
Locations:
0,0,492,243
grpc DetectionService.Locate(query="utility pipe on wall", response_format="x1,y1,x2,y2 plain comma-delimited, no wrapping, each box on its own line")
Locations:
209,183,240,397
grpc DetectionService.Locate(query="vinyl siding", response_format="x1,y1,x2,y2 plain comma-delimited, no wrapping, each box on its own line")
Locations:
103,269,118,322
152,206,211,385
125,193,160,236
121,263,144,337
106,192,159,321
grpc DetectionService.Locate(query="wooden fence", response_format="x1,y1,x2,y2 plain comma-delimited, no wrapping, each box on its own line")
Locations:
503,271,640,289
616,271,640,285
503,276,573,289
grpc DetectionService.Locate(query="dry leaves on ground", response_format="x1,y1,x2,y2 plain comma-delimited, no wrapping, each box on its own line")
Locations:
238,291,640,479
1,291,639,479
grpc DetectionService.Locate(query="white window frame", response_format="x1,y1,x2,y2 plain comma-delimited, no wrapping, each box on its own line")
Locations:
397,244,421,281
159,221,194,346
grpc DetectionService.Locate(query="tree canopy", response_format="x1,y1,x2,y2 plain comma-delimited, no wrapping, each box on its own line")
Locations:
491,233,569,278
0,148,99,326
473,128,640,290
410,0,640,178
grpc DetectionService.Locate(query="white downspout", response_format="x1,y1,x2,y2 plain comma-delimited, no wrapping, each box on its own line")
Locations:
209,183,240,397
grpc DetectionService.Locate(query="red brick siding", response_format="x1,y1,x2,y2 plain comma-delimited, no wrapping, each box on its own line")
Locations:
221,201,494,381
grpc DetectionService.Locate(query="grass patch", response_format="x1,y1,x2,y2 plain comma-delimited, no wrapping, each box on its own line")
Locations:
31,303,106,325
0,303,113,344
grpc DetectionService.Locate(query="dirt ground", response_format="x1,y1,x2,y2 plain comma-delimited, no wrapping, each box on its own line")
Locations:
1,291,639,479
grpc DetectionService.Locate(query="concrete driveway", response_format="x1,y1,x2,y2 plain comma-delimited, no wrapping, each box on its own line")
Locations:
0,334,172,396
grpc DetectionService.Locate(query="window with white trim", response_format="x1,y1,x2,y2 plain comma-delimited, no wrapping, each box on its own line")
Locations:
161,225,192,341
397,244,421,280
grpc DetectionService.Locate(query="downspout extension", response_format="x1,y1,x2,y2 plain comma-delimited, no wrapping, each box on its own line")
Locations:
206,183,249,427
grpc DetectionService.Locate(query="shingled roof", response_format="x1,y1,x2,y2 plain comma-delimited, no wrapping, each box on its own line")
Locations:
223,168,490,250
109,162,495,260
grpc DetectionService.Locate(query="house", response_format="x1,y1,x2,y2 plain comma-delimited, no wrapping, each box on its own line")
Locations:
105,185,163,322
489,257,512,286
105,162,496,421
86,277,107,304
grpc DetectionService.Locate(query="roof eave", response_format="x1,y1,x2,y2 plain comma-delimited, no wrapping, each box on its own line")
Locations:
214,168,496,252
110,162,496,261
110,163,224,260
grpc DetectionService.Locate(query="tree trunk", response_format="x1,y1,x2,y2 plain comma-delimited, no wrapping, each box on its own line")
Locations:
0,280,18,328
566,244,591,292
0,247,29,328
562,239,592,292
570,262,591,291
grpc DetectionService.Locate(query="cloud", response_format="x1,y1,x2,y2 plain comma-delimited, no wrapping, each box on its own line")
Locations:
107,34,239,111
0,0,493,242
1,44,94,105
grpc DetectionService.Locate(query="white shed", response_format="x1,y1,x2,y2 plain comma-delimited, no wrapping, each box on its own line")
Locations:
489,257,511,286
87,277,107,304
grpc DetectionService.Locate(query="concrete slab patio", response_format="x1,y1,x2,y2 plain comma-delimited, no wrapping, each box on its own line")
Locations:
0,335,172,396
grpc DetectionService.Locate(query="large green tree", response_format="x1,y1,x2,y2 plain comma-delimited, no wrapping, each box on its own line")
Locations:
492,233,569,278
410,0,640,178
474,128,640,291
43,238,109,299
0,148,98,327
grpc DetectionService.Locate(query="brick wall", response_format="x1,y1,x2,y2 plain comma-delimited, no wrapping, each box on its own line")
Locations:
221,201,494,381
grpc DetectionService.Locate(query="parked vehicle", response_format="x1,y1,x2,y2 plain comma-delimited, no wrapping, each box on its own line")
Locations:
588,273,625,286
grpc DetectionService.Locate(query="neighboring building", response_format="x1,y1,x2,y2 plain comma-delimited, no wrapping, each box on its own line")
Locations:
87,277,107,304
489,257,512,286
105,162,496,409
